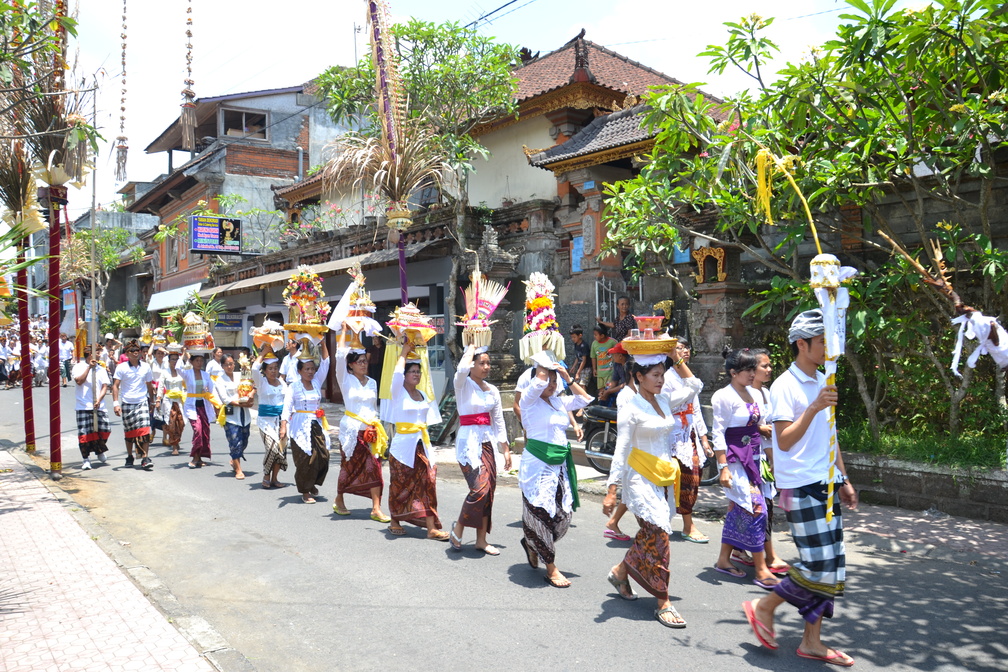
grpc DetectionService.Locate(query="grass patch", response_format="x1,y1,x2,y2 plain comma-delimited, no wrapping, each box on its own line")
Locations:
839,422,1007,471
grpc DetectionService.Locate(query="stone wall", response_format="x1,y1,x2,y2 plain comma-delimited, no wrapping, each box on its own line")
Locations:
846,452,1008,523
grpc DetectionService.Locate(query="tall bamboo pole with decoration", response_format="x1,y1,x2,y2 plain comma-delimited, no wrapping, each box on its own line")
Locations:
755,148,857,521
324,1,446,306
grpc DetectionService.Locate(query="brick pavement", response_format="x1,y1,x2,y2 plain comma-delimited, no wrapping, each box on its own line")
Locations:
0,451,216,672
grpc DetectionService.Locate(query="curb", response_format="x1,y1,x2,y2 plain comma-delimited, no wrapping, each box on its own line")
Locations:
7,448,255,672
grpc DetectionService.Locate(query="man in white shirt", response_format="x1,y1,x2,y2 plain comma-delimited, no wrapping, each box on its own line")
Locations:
111,340,155,470
744,309,858,667
73,347,111,470
279,338,299,384
58,332,74,387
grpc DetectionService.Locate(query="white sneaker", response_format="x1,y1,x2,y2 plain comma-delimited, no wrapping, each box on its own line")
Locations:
81,460,92,470
96,453,107,463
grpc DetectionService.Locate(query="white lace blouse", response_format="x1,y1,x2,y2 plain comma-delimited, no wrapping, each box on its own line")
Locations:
711,384,775,512
252,365,287,437
214,372,253,427
334,347,379,457
280,359,331,455
386,368,442,468
518,376,590,516
181,369,216,421
607,390,698,534
452,359,508,468
662,370,708,466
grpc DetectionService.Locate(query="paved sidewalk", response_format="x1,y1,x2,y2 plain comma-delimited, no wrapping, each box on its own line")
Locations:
0,451,216,672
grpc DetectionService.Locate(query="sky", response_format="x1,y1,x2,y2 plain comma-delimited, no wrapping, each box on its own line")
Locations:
63,0,901,220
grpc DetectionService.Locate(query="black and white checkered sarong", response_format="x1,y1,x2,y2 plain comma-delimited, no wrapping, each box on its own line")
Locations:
120,401,152,440
784,485,846,597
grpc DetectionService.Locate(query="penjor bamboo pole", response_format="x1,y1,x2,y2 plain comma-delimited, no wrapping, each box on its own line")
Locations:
17,240,35,452
45,192,63,479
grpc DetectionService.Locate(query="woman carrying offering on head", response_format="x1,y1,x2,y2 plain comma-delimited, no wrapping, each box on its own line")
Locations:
449,344,511,555
155,345,187,456
603,351,701,628
279,339,331,503
385,341,448,540
331,330,389,521
518,352,592,587
215,354,255,480
253,345,288,489
182,352,219,469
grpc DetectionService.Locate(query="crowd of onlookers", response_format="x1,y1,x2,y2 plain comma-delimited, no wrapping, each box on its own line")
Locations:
0,316,60,389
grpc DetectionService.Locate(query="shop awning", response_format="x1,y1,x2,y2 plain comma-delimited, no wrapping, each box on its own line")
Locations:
147,282,202,312
199,241,437,299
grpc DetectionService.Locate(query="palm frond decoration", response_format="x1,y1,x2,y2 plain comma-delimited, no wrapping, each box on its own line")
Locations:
0,141,46,236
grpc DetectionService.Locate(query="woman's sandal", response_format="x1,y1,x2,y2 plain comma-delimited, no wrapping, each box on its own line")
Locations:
655,605,687,628
388,524,406,536
261,479,272,489
427,529,450,541
448,521,463,550
607,571,638,601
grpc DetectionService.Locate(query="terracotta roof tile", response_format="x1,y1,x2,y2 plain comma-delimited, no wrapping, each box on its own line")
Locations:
517,39,688,101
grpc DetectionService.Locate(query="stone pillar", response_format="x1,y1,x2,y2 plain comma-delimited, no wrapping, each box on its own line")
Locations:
690,281,749,397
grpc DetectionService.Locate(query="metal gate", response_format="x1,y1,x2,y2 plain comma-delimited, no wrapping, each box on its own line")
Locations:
595,277,618,324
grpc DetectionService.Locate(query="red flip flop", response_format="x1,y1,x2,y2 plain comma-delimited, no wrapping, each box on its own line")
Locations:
796,648,854,667
743,600,778,650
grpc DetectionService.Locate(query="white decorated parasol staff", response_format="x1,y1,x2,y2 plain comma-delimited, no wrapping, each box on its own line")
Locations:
809,254,857,522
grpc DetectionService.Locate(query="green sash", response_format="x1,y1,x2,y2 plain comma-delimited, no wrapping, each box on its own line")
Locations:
524,438,579,511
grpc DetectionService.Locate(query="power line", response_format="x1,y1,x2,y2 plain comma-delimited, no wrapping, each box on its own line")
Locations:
465,0,521,28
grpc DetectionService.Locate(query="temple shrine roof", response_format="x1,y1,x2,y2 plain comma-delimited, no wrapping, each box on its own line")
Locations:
528,103,652,170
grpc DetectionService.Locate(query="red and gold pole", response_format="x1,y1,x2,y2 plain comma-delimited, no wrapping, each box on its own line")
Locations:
40,186,67,478
17,239,36,452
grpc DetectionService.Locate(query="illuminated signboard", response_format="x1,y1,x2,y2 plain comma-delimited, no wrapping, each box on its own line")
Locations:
190,215,242,255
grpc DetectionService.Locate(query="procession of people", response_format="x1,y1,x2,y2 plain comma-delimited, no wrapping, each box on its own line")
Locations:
41,261,858,667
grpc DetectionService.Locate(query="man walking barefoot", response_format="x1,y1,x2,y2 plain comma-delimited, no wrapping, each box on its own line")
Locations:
743,310,858,667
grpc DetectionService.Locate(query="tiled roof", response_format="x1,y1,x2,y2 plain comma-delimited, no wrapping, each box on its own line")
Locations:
516,39,686,102
529,104,652,166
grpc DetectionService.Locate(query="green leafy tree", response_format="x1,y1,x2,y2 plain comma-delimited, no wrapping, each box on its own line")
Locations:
61,227,143,323
603,0,1008,441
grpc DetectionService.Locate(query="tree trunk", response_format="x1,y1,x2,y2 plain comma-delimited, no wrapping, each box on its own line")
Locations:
844,347,880,442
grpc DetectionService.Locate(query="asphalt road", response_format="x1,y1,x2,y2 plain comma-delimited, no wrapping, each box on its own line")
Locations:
3,384,1007,672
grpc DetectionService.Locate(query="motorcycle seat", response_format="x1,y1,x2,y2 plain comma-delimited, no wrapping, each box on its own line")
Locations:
583,405,618,422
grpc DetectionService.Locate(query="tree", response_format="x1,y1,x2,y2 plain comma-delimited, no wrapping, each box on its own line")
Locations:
602,0,1008,440
318,18,518,348
61,226,142,321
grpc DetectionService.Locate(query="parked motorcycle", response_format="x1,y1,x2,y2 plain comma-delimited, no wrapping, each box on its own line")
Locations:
580,403,719,486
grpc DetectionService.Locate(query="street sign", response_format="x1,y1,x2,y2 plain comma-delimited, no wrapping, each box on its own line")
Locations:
190,215,242,255
215,313,244,331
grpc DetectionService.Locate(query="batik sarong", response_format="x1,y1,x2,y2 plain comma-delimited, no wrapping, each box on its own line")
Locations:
189,400,212,460
76,408,110,459
676,443,702,515
458,441,496,532
522,480,571,566
164,402,185,448
623,515,670,599
261,428,287,473
389,440,441,528
773,485,846,624
292,422,329,494
121,401,151,441
337,431,383,499
224,423,251,460
722,487,767,553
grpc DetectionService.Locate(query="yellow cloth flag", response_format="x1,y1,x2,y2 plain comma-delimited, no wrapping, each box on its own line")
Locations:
628,447,681,507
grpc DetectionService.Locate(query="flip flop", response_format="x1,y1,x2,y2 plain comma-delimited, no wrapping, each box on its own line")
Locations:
607,571,638,601
427,530,450,541
544,575,571,589
796,648,854,667
520,538,539,568
731,552,755,567
655,605,686,628
715,564,747,579
388,525,406,536
769,564,790,575
449,521,462,551
261,480,272,489
370,512,392,523
332,505,351,516
478,544,500,556
743,600,778,650
603,529,632,542
753,577,780,591
683,532,709,544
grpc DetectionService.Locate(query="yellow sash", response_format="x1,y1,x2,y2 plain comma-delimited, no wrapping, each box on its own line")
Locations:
395,422,431,452
345,409,389,458
188,390,222,410
296,408,331,432
628,447,681,507
165,389,187,403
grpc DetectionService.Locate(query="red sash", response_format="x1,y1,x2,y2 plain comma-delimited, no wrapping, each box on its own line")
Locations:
459,412,491,426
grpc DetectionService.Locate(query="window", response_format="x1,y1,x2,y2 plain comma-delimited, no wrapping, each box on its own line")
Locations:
221,108,268,140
